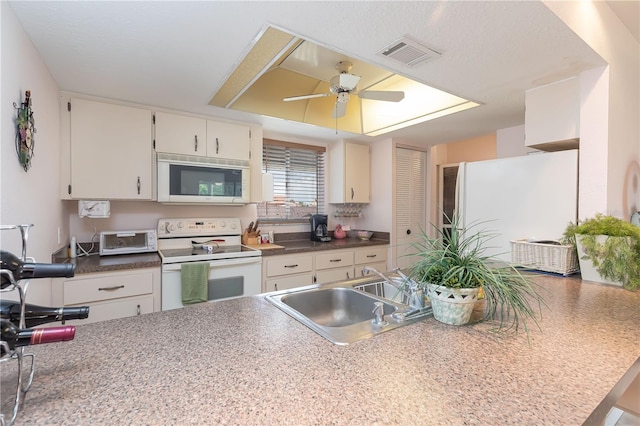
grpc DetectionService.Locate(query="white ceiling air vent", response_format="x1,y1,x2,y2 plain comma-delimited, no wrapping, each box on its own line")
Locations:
377,36,441,67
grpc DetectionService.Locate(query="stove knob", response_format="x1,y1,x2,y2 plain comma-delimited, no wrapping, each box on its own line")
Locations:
177,222,184,229
219,220,226,228
229,222,237,230
168,223,176,232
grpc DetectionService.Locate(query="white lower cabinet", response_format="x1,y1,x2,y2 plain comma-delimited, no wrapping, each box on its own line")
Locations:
355,246,388,277
52,268,161,325
314,249,355,284
263,253,314,292
265,274,314,293
315,266,355,284
262,245,389,292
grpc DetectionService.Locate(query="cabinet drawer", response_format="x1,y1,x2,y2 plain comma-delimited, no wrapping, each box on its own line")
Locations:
355,247,387,265
65,295,154,325
315,250,354,270
315,267,355,284
266,255,313,277
265,273,314,293
63,271,154,305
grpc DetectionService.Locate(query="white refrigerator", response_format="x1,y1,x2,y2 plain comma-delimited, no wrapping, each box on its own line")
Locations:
456,150,578,261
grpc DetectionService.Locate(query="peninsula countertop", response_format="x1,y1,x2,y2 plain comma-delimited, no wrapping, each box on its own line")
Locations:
2,275,639,425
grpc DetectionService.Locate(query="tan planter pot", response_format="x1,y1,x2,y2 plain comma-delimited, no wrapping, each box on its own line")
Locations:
575,234,624,287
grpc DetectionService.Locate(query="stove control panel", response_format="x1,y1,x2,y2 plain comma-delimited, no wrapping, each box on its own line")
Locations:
157,218,241,238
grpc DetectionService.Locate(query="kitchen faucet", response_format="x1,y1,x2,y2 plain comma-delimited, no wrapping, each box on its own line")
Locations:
361,266,425,310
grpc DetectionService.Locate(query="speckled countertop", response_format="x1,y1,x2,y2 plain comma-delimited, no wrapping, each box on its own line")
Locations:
2,275,639,425
258,235,390,256
51,251,161,275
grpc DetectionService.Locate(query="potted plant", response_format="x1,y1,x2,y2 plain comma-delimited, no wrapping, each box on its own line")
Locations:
562,214,640,290
408,214,544,334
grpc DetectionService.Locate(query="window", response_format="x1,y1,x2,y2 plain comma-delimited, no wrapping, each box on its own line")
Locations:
257,139,325,222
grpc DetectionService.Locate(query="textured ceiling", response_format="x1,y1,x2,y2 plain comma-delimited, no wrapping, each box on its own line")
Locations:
8,1,609,146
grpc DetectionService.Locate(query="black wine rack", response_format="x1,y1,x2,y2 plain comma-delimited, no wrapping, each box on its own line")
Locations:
0,224,36,426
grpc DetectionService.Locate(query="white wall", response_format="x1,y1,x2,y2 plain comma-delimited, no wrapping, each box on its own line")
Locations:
1,2,66,304
545,1,640,219
496,125,538,158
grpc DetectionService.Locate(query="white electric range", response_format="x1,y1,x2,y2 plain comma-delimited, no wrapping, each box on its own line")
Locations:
157,218,262,311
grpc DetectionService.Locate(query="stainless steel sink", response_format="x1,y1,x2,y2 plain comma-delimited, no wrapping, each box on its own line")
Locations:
265,279,431,345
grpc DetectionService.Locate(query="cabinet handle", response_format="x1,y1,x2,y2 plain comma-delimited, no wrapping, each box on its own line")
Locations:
195,135,198,152
351,187,354,200
313,274,317,283
284,264,298,268
137,177,141,195
274,283,278,291
366,254,377,258
216,137,219,154
137,304,141,316
98,285,125,291
346,272,350,279
330,258,342,263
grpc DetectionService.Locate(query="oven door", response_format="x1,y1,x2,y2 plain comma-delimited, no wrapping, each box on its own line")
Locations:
161,256,262,311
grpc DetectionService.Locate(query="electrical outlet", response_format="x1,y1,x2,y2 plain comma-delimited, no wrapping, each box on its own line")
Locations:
78,200,111,218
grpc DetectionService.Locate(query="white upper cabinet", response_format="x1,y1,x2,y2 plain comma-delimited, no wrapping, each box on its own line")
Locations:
64,97,153,200
154,111,207,156
525,77,580,151
329,140,370,203
206,120,251,161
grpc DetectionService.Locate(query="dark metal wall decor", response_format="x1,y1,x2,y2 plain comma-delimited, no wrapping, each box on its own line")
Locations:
13,90,36,172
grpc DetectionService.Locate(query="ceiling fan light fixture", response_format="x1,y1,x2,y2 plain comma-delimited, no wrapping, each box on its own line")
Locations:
330,73,361,92
337,92,350,103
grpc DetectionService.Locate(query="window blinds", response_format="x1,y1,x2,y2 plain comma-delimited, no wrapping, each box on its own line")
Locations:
258,141,325,221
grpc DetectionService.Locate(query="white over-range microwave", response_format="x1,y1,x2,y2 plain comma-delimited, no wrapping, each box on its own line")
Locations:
157,152,250,205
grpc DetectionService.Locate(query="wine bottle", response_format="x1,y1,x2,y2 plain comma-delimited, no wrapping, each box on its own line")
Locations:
0,300,89,327
1,319,75,355
0,250,75,289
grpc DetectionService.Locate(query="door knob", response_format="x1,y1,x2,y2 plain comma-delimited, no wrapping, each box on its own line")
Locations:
406,229,411,235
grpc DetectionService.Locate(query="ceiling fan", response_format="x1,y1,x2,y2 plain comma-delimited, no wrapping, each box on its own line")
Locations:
282,61,405,118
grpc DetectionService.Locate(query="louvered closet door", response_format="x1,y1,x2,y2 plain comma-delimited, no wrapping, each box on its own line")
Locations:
395,148,427,270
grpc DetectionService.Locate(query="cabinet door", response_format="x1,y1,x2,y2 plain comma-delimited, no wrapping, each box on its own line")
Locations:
524,77,579,150
315,267,355,285
206,120,251,161
329,140,371,203
265,273,314,293
155,111,207,156
69,98,153,199
344,142,370,203
63,295,154,325
356,261,388,278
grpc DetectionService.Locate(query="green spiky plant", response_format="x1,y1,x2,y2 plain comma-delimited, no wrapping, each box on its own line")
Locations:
408,214,545,335
562,214,640,290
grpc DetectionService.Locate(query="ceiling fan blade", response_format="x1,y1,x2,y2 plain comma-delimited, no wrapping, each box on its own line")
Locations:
283,93,330,102
357,90,405,102
332,100,347,119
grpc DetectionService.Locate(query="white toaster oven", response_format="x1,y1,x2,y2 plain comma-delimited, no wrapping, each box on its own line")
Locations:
99,230,158,256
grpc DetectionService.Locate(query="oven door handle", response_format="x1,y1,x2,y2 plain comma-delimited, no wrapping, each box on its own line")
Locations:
162,256,261,272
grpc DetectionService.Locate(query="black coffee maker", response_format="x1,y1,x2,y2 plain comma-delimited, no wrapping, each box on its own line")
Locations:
310,214,331,242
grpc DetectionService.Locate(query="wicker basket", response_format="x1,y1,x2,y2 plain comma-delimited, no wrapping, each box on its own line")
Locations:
510,239,579,276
